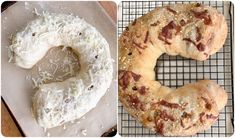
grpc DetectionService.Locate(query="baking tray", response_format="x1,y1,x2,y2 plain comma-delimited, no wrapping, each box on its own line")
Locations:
118,1,234,137
1,1,117,137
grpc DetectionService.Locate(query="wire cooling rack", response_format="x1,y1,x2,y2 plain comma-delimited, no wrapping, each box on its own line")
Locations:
118,1,234,137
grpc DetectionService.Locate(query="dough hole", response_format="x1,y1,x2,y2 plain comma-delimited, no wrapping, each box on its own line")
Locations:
29,46,80,87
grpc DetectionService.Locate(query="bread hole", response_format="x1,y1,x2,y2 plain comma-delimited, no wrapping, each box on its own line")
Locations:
155,54,201,88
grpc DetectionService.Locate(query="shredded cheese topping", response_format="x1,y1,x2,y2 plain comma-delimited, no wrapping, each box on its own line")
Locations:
9,12,113,128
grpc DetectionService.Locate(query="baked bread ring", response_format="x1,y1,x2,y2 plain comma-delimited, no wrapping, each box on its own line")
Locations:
119,3,228,136
9,13,113,128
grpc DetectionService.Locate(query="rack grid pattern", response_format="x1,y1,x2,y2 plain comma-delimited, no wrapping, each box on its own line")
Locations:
118,1,234,137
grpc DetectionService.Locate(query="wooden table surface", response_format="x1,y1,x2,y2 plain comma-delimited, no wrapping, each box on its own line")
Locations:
1,1,116,136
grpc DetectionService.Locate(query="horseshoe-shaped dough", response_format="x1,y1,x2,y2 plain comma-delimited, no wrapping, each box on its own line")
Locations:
10,13,113,128
119,4,227,136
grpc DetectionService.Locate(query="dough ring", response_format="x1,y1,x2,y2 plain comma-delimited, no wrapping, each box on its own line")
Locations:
119,3,228,136
9,13,113,128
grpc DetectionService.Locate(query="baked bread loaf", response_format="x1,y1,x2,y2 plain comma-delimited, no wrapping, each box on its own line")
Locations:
119,3,228,136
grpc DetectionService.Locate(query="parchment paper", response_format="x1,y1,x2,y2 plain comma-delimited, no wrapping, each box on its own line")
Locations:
1,1,117,137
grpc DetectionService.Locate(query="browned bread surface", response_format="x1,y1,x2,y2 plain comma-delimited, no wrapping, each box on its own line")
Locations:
119,3,228,136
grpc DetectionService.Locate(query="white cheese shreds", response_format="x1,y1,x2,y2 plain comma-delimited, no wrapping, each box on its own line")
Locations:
34,8,40,16
47,132,50,137
81,129,87,136
31,77,39,88
63,124,66,130
44,128,47,133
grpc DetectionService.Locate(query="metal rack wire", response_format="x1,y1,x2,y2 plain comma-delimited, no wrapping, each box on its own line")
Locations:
118,1,234,137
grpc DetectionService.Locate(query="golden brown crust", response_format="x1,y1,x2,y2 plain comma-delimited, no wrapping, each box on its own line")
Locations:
119,3,228,136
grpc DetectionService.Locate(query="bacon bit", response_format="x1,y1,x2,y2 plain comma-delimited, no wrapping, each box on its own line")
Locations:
155,119,164,135
150,21,160,26
139,86,147,95
196,27,202,41
206,114,218,119
131,72,141,81
150,103,158,110
166,7,177,14
133,42,143,54
160,110,175,121
118,71,130,90
199,112,205,123
180,19,186,26
201,97,212,110
129,95,140,109
157,100,181,109
181,112,192,118
183,38,196,45
161,21,176,39
158,21,181,45
128,95,146,111
132,19,137,26
191,10,212,25
176,27,181,34
132,41,147,54
118,71,141,90
196,43,206,51
158,35,171,45
133,41,145,49
144,31,149,43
